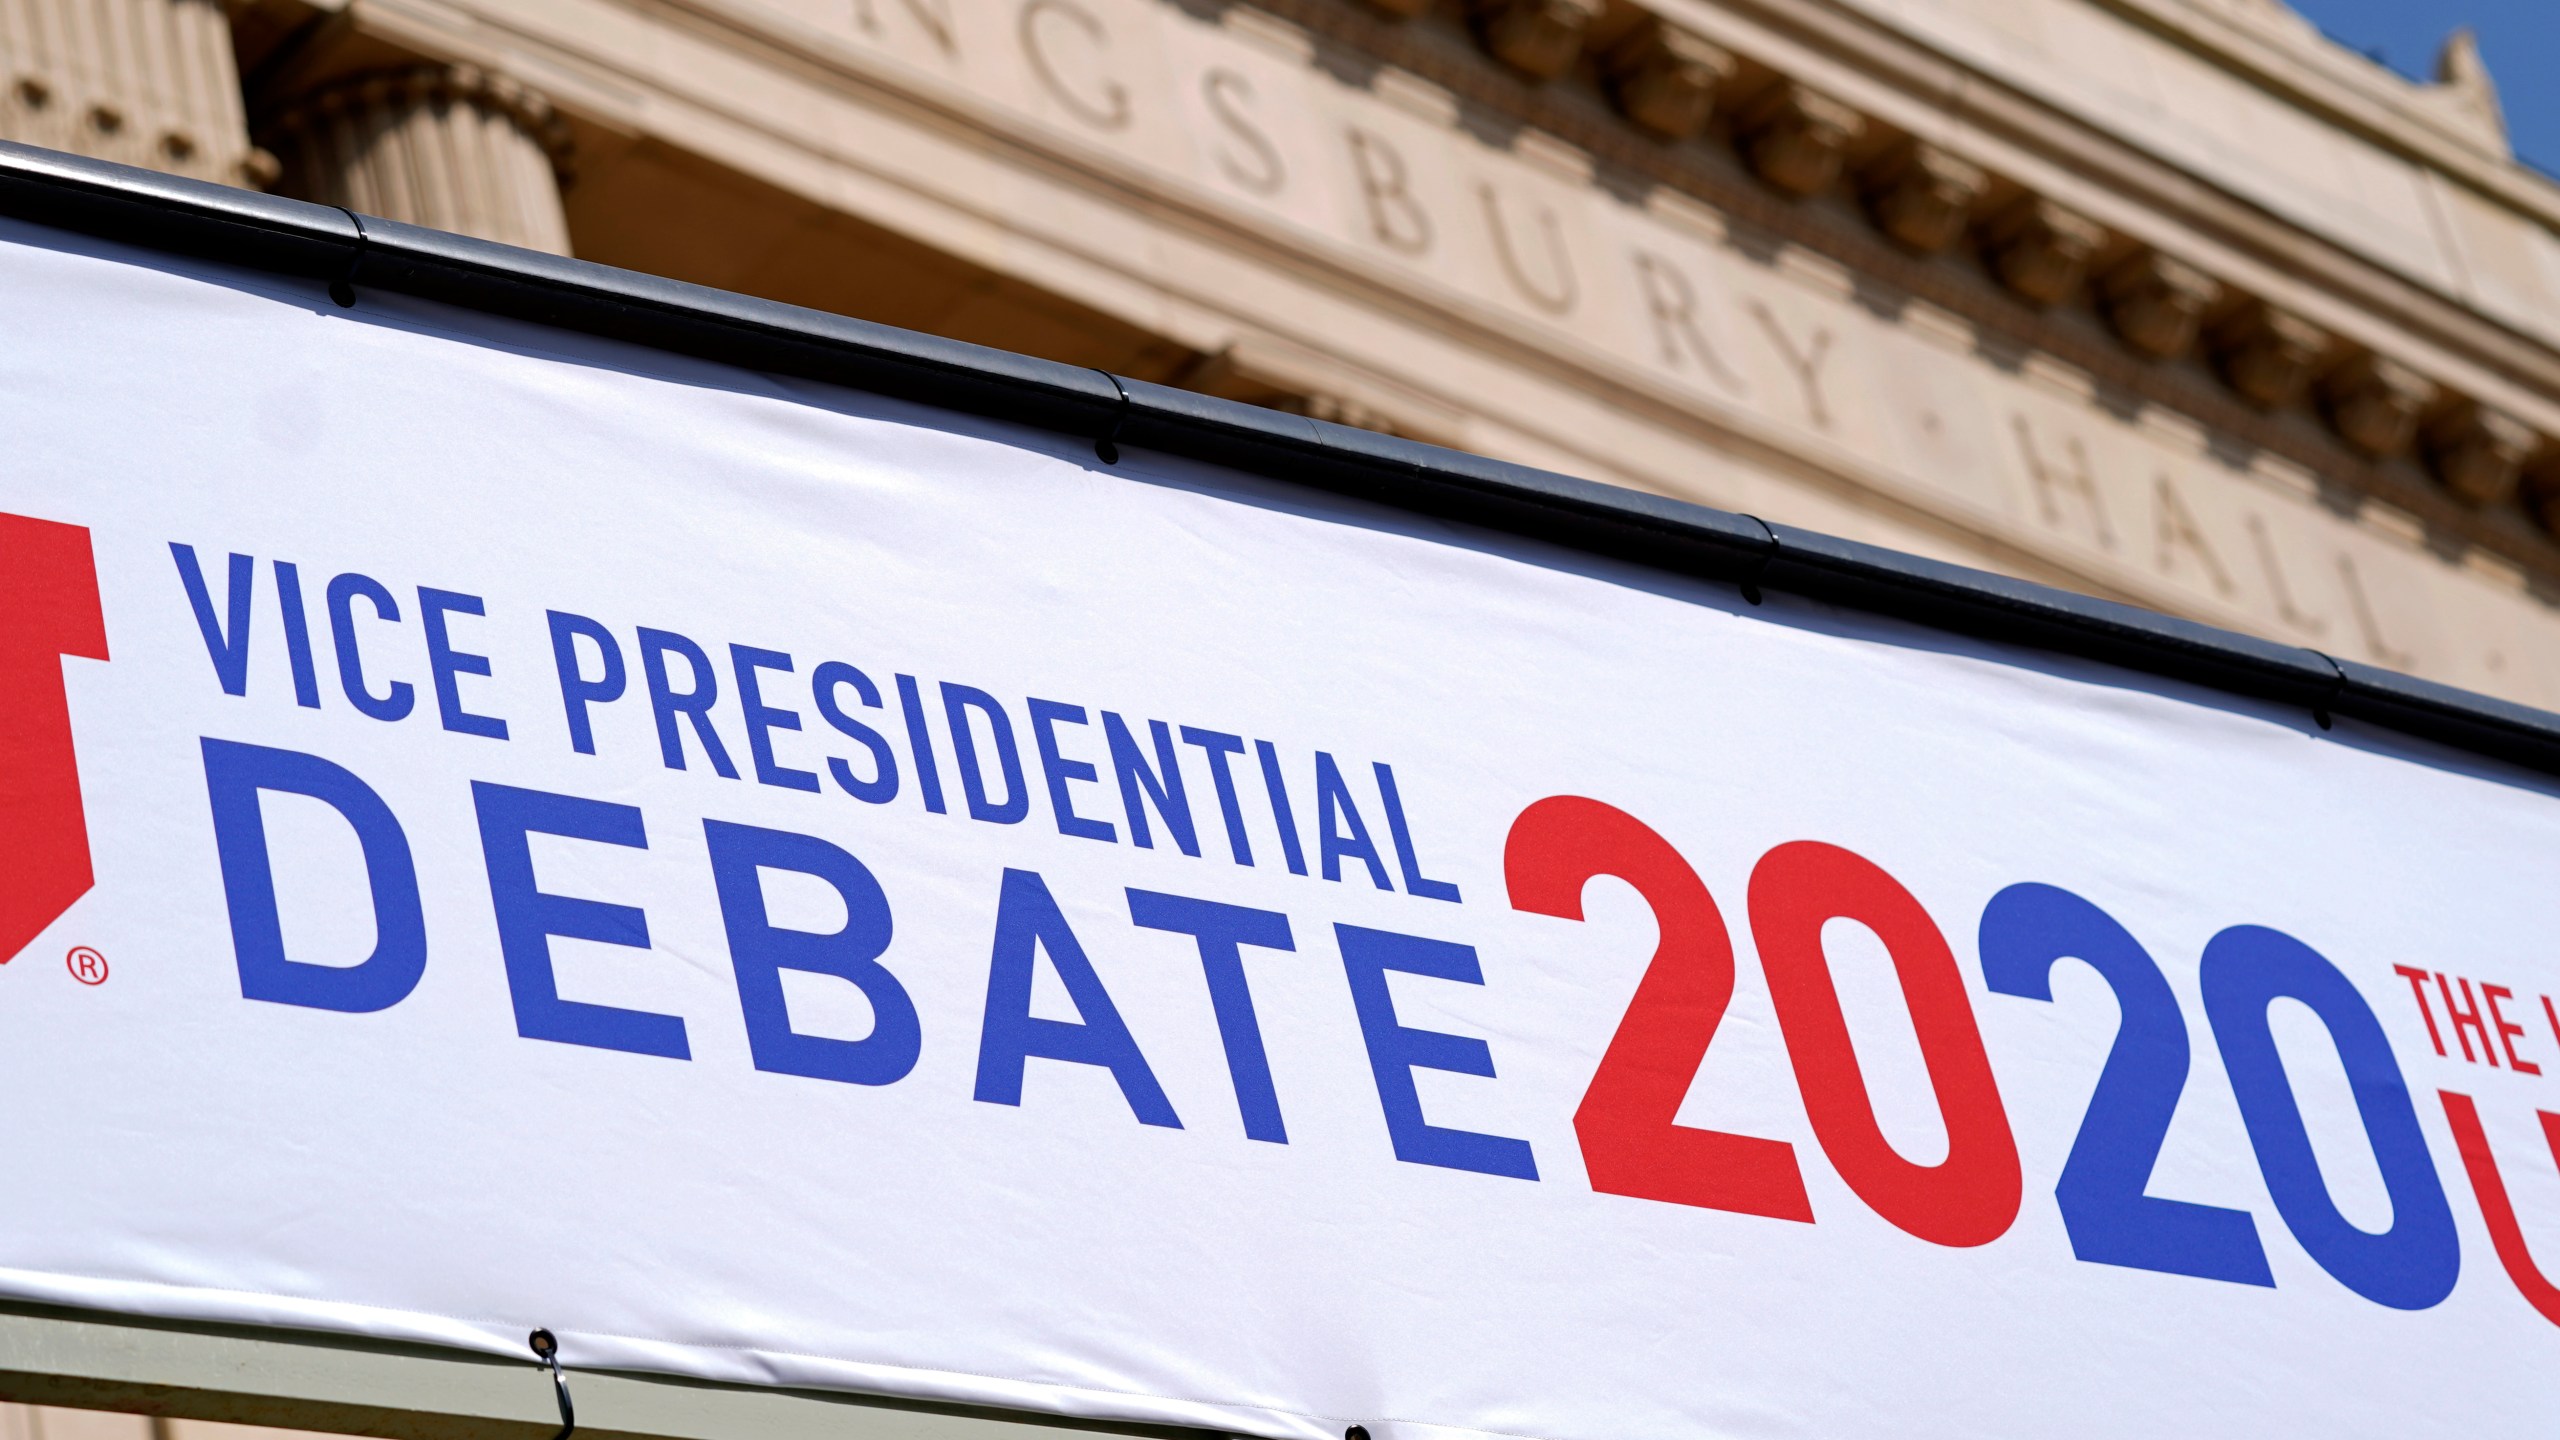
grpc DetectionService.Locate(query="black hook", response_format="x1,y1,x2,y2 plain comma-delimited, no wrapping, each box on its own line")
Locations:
529,1328,575,1440
2308,649,2347,732
1091,369,1130,465
1735,513,1777,607
327,208,369,309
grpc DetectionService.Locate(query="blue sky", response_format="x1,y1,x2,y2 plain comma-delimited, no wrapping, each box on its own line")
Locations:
2285,0,2560,175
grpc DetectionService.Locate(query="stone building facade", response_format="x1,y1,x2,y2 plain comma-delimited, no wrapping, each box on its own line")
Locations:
3,0,2560,1429
10,0,2560,706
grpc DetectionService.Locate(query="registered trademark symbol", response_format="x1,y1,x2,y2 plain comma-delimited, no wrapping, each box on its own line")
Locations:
65,946,107,985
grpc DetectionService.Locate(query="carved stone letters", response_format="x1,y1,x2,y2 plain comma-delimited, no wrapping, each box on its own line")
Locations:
1020,0,1132,129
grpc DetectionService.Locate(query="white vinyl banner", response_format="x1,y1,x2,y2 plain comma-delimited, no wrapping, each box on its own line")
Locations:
8,217,2560,1440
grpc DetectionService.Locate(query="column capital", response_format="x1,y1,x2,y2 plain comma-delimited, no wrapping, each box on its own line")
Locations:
266,63,574,185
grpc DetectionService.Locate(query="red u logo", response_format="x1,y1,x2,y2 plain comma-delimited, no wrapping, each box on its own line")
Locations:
0,512,109,963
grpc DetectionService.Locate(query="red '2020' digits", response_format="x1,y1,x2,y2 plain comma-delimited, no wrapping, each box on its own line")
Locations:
1505,797,2023,1244
1505,794,1814,1221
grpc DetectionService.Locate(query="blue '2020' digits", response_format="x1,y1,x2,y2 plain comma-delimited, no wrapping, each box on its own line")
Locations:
1980,883,2273,1286
2201,924,2460,1311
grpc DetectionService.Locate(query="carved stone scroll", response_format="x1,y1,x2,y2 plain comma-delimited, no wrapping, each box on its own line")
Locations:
1982,197,2105,308
1469,0,1605,82
1603,19,1734,143
2209,302,2331,409
2319,352,2437,458
2422,402,2538,507
2100,250,2221,359
1859,141,1986,254
1736,81,1863,198
264,65,576,256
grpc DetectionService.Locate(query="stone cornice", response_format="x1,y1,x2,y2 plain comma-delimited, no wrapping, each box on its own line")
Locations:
323,0,2560,583
1229,0,2560,562
2067,0,2559,224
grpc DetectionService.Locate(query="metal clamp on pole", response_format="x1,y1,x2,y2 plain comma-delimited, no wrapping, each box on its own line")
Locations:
2308,649,2349,732
1735,514,1778,606
528,1328,575,1440
328,208,369,309
1091,369,1131,465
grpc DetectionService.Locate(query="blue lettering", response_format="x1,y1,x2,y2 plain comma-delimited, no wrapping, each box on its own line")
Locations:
547,611,625,756
1315,751,1392,890
895,673,947,814
1374,762,1459,902
1128,888,1291,1141
637,627,739,777
1179,726,1253,865
1255,739,1307,876
273,560,320,708
473,781,690,1059
706,819,919,1085
944,683,1028,824
1030,697,1115,842
1337,923,1537,1179
973,868,1179,1126
813,661,900,804
732,644,821,792
326,572,414,722
171,543,253,697
1107,714,1197,856
419,587,508,740
202,738,425,1013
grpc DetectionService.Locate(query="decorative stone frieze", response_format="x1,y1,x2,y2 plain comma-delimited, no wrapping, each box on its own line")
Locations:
1735,81,1862,198
2422,401,2537,507
2099,250,2220,359
2318,352,2437,458
0,0,264,186
1468,0,1605,82
2208,303,2331,409
1305,0,2560,540
263,65,576,256
1981,197,2104,308
1602,19,1734,143
1859,141,1987,254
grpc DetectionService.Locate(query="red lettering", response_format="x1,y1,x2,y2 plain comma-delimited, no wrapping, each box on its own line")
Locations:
2441,1091,2560,1327
2395,964,2447,1056
1504,796,1812,1221
2488,984,2542,1076
0,512,110,963
1746,841,2021,1248
2440,973,2497,1066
